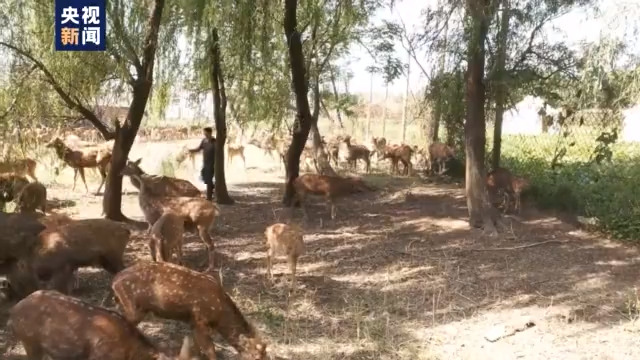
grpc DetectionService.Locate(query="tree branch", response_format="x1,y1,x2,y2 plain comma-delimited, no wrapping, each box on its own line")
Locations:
111,2,143,74
0,42,114,139
139,0,165,84
396,14,433,81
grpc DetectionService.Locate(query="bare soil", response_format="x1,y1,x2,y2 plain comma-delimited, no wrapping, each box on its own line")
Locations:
3,139,640,360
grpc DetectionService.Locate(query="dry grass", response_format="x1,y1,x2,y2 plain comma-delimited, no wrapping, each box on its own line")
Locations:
2,132,640,360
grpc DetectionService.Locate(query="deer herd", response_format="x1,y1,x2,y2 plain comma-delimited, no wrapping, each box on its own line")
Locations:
0,125,530,360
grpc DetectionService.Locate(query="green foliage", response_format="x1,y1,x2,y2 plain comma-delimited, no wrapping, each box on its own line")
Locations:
0,0,181,129
427,70,465,148
361,20,405,84
498,131,640,241
320,89,359,118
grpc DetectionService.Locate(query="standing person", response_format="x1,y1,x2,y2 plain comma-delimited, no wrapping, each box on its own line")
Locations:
189,127,216,201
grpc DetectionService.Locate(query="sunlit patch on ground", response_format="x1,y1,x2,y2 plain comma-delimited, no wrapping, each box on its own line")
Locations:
3,139,640,359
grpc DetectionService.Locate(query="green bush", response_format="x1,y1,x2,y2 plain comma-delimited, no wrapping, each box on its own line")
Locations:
498,132,640,241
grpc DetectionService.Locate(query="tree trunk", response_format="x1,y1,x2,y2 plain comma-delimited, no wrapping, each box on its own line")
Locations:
366,71,373,139
427,27,447,147
103,88,151,220
282,0,313,206
208,27,234,205
382,82,389,137
464,0,499,232
329,68,344,129
401,49,410,144
311,79,337,176
319,97,335,124
103,0,166,220
426,104,440,145
491,0,511,170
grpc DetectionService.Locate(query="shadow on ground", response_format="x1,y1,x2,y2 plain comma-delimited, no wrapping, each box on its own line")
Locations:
3,171,640,359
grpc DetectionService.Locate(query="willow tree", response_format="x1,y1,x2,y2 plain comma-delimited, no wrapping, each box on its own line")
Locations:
0,0,180,220
297,0,382,176
0,1,116,138
180,0,287,203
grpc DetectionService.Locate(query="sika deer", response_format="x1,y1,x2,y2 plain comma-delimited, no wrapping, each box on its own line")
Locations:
0,173,29,209
323,137,340,166
36,212,74,228
8,290,196,360
123,158,201,197
15,181,47,214
30,218,131,295
0,212,46,263
428,142,455,174
122,171,219,271
293,173,374,219
227,144,246,169
264,223,305,293
0,158,38,182
112,262,268,360
377,144,414,176
342,135,371,173
45,137,112,194
486,167,515,211
510,176,530,213
248,135,278,160
150,211,185,264
371,137,387,162
0,212,47,300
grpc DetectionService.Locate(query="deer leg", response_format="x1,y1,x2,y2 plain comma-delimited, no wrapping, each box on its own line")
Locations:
72,169,79,191
22,342,45,360
192,317,217,360
288,254,298,294
241,153,246,169
112,283,146,325
266,249,273,282
78,168,89,193
50,265,75,295
500,191,510,213
149,237,158,262
328,197,337,219
198,223,216,272
175,241,184,265
95,166,107,195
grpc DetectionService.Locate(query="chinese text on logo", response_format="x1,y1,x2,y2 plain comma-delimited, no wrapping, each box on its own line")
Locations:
55,0,106,51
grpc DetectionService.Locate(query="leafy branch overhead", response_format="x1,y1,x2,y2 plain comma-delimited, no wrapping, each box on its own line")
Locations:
360,21,405,84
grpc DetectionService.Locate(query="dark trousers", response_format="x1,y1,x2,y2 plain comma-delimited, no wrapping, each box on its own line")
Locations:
201,167,215,200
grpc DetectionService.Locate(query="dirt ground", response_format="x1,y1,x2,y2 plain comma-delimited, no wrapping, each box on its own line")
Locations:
2,138,640,360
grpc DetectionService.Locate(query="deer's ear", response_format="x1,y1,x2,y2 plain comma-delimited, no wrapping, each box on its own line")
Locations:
133,158,142,165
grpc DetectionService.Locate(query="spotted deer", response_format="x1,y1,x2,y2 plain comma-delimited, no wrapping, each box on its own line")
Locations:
112,262,267,360
8,290,196,360
121,170,219,271
264,223,305,293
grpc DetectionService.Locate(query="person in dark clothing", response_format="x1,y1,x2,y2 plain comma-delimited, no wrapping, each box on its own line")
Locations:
189,127,216,201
